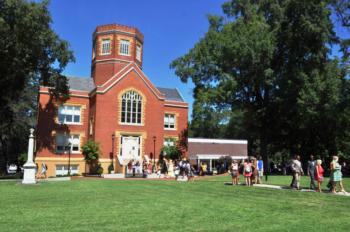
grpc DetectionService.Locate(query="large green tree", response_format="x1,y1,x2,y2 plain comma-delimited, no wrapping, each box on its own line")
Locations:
171,0,350,162
0,0,74,171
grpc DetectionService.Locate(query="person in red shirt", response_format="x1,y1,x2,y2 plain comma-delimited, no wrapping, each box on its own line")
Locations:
315,159,324,192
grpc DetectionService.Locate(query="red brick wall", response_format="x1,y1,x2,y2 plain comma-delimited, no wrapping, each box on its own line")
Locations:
93,69,166,159
36,89,90,159
92,24,143,86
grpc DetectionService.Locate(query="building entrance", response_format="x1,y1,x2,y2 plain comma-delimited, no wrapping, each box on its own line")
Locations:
121,136,140,160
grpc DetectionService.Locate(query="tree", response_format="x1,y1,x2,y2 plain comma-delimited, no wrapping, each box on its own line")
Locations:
0,0,74,170
161,144,182,161
82,140,100,174
171,0,349,162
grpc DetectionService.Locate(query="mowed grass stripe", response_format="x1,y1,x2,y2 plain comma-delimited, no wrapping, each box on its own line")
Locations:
0,177,349,231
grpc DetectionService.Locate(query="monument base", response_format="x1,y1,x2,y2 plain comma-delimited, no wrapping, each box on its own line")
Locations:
22,162,37,184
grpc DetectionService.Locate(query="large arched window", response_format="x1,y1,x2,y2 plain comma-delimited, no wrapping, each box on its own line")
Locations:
121,90,142,124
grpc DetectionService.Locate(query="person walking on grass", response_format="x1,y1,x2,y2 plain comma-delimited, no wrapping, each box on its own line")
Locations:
330,156,346,194
257,156,264,184
315,159,324,192
290,155,303,190
243,159,252,186
230,160,239,185
307,155,316,190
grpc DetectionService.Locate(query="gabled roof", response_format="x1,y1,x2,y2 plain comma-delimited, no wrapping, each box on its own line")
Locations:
68,76,95,92
157,87,185,102
65,73,185,102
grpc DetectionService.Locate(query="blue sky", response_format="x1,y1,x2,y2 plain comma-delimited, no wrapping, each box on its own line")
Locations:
49,0,348,121
49,0,227,119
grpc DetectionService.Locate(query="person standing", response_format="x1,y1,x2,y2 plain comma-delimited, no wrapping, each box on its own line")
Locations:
315,159,324,192
257,156,264,184
243,159,252,186
230,160,239,185
330,156,345,193
291,155,303,190
307,155,316,190
251,157,258,184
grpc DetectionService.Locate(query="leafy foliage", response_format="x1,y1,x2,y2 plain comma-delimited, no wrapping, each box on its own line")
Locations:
0,0,74,169
161,143,182,161
172,0,350,162
82,140,100,162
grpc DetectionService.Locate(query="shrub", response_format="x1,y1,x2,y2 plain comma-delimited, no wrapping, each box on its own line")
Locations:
82,140,100,162
96,164,104,176
108,163,114,174
161,145,182,161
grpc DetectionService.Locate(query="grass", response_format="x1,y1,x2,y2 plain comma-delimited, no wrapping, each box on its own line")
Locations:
205,174,350,190
0,176,349,232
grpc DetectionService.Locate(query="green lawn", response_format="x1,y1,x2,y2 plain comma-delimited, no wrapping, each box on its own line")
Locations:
204,174,350,190
0,176,349,232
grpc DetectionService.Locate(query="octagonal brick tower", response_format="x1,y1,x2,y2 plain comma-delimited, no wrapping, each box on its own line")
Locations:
91,24,144,86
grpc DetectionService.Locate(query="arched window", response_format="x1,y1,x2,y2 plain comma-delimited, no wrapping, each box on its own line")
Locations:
121,91,142,124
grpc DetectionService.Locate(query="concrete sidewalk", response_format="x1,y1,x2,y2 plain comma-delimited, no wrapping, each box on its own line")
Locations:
252,183,350,196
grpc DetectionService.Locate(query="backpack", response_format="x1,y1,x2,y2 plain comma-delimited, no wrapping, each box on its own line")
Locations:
245,165,251,173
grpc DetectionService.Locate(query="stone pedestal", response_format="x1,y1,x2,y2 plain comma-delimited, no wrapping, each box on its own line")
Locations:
22,128,37,184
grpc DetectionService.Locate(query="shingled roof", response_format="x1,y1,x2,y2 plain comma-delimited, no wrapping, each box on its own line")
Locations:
67,77,185,102
68,76,95,92
157,87,185,102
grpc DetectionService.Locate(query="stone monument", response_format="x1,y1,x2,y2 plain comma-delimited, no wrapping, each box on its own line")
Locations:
22,128,37,184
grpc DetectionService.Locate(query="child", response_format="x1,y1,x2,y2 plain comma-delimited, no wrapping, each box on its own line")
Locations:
315,159,324,192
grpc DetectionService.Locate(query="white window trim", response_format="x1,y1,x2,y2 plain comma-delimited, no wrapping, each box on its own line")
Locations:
55,165,79,176
120,91,142,125
164,138,176,147
101,39,111,55
164,114,176,130
119,122,144,127
55,134,81,154
136,44,142,61
119,39,131,56
58,105,82,125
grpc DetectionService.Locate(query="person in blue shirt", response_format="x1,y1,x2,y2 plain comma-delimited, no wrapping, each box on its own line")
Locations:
257,156,264,184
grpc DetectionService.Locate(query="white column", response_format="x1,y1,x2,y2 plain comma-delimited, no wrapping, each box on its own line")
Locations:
197,158,200,172
22,128,37,184
209,159,212,172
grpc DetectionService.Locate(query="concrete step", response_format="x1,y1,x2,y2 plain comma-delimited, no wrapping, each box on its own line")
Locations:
103,173,125,179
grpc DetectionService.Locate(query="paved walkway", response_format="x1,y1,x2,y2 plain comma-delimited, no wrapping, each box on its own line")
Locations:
250,183,350,196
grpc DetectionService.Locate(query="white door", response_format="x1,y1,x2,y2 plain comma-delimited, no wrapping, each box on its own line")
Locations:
121,136,140,160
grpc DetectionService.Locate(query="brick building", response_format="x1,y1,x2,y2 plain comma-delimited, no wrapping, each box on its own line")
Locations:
35,24,188,177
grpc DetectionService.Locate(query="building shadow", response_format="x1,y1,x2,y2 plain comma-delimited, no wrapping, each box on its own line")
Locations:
36,95,70,153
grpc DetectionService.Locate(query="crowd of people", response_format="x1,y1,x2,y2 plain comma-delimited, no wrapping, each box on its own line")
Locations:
226,154,347,194
35,154,348,193
292,155,346,193
228,156,264,186
126,157,195,180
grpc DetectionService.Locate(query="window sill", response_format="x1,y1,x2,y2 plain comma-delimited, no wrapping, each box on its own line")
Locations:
100,53,111,56
55,151,81,155
58,122,83,126
120,122,144,127
119,53,131,56
164,128,176,131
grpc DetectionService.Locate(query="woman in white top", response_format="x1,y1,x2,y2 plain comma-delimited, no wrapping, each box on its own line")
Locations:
230,160,239,185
